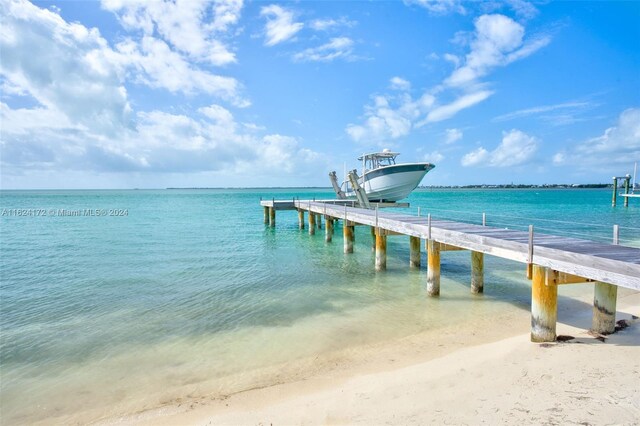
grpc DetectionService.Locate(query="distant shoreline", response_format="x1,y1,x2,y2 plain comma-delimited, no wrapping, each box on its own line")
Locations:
0,185,620,191
166,184,614,190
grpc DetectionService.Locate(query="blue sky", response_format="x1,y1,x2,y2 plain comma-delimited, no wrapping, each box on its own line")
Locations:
1,0,639,189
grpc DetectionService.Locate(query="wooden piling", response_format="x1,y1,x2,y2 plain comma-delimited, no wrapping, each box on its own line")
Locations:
344,222,354,253
269,207,276,227
316,214,322,229
264,206,269,224
409,236,421,269
309,211,315,235
375,231,387,271
325,217,333,242
612,177,618,207
592,282,618,335
471,251,484,293
427,240,440,296
531,265,557,342
298,209,305,230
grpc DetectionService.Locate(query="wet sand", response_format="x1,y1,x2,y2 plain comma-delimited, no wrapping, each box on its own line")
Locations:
110,290,640,426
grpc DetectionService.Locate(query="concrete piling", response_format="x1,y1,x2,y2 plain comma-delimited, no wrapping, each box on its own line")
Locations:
309,211,315,235
427,240,440,296
344,222,354,253
409,236,421,269
471,251,484,294
370,226,376,252
375,231,387,271
325,217,333,242
592,282,618,335
269,207,276,227
531,265,557,342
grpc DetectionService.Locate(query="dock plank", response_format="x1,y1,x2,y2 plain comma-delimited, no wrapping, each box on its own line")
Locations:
263,199,640,289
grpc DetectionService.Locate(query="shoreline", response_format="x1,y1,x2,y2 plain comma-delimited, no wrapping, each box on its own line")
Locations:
106,290,639,425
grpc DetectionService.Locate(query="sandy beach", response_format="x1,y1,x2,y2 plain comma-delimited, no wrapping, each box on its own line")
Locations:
109,289,640,426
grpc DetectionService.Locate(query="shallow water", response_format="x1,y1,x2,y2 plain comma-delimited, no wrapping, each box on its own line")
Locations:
1,188,638,424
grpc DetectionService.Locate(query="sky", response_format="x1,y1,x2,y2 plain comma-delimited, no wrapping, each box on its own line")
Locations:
1,0,639,189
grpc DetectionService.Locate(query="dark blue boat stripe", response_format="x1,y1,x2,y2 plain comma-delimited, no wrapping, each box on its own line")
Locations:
364,164,432,181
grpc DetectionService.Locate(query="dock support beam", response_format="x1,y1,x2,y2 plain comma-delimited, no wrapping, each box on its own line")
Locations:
375,231,387,271
471,251,484,294
325,218,333,242
612,177,618,207
264,206,269,224
409,236,421,269
592,282,618,335
427,240,440,296
269,207,276,227
344,222,354,253
316,214,322,229
298,209,305,230
531,265,557,342
308,211,315,235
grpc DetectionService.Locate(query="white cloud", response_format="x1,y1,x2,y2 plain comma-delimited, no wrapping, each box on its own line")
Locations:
493,101,593,123
423,150,444,163
101,0,241,66
1,0,133,136
443,53,460,67
491,129,538,166
504,0,539,20
461,129,538,167
114,36,249,106
390,77,411,91
404,0,466,15
0,1,322,182
444,128,463,144
461,147,489,166
1,0,248,111
1,98,323,177
346,91,435,143
198,104,235,128
423,90,493,123
260,4,303,46
346,13,549,142
310,17,356,31
552,152,565,165
445,14,550,88
553,108,640,167
293,37,355,62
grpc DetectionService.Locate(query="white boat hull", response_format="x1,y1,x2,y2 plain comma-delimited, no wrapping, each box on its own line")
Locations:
344,163,434,202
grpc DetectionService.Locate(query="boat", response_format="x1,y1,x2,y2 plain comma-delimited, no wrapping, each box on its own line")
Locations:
329,149,435,203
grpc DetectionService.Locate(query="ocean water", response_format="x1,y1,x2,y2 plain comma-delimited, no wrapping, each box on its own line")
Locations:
1,188,638,424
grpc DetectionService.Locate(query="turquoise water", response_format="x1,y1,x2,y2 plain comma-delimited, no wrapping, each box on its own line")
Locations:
1,188,638,424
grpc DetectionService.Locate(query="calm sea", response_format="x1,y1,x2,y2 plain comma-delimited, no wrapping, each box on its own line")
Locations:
1,188,638,424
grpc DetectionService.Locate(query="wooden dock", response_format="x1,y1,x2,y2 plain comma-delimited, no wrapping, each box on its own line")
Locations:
260,199,640,342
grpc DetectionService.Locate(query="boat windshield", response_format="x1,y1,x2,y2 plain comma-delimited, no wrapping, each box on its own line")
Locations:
360,152,398,171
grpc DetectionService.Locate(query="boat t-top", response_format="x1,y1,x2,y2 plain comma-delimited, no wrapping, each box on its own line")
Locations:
329,149,435,203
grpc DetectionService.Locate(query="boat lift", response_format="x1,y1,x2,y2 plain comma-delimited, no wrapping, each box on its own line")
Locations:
347,169,371,209
612,162,638,207
328,170,372,209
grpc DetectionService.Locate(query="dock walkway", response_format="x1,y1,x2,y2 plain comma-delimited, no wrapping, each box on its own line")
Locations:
260,199,640,342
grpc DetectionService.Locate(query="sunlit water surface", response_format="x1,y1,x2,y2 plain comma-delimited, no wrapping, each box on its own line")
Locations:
1,188,638,423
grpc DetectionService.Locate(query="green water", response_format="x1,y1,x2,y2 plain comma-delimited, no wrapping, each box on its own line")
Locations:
0,188,638,423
